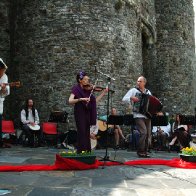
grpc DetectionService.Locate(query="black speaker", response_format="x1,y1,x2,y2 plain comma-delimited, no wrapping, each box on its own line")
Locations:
151,115,168,126
123,114,134,125
49,111,68,123
179,115,196,125
108,115,124,125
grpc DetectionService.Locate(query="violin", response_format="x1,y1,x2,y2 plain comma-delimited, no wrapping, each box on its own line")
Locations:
83,84,94,91
83,84,105,92
0,81,21,88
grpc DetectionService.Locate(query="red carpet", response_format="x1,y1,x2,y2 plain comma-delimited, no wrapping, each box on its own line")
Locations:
0,154,196,172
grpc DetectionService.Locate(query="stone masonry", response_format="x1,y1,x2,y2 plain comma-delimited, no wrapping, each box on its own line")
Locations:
0,0,195,129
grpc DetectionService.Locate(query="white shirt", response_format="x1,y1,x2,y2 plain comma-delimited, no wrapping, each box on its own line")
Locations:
122,87,152,118
21,108,40,125
0,74,10,114
152,124,171,136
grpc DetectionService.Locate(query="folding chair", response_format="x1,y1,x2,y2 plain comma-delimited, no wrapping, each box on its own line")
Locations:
42,122,57,146
2,120,16,134
2,120,16,145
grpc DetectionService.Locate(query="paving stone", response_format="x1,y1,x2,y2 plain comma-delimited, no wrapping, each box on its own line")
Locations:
0,173,40,186
0,147,196,196
0,156,29,163
70,188,137,196
29,187,73,196
136,189,185,196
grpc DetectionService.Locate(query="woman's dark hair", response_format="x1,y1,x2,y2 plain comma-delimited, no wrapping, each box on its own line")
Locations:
76,71,87,83
24,99,36,120
174,113,181,129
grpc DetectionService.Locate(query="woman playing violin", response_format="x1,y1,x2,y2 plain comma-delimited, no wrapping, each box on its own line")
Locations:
69,71,97,153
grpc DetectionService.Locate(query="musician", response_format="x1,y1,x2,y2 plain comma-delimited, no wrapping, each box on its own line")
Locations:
20,98,41,147
122,76,152,158
69,71,97,153
0,58,10,148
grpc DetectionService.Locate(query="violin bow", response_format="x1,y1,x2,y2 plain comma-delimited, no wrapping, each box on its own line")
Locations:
88,78,99,99
86,78,99,106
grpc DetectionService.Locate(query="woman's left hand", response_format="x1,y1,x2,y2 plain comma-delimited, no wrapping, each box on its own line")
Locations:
80,97,90,103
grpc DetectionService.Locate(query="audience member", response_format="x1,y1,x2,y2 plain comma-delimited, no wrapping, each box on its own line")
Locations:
152,124,171,150
169,114,191,149
20,98,41,147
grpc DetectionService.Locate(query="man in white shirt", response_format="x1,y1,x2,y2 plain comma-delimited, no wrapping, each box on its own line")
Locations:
122,76,152,157
0,58,10,147
20,98,41,147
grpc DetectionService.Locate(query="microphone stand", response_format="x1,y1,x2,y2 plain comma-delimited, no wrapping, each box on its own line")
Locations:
96,69,123,166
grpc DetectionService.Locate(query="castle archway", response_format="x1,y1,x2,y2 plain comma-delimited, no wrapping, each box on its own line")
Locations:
141,22,157,94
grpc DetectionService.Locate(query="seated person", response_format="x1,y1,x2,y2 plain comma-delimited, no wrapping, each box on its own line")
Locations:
20,98,41,147
98,107,126,149
110,107,126,149
169,114,191,149
128,125,140,150
152,123,171,150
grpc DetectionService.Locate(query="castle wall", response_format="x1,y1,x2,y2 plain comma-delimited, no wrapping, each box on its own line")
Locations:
0,0,11,119
0,1,10,61
155,0,195,114
9,0,156,126
0,0,195,128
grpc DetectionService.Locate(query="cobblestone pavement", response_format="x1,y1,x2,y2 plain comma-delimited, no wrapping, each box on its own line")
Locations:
0,146,196,196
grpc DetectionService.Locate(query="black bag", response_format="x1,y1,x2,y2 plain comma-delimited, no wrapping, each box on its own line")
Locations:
49,111,68,123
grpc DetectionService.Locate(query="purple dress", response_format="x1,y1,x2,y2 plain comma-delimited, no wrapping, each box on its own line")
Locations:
71,84,97,153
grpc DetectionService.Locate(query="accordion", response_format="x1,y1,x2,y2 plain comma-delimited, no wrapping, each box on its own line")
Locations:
139,94,163,118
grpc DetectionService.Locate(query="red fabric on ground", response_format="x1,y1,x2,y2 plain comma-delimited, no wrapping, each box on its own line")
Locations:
0,164,56,172
0,155,196,172
124,158,196,169
55,154,99,170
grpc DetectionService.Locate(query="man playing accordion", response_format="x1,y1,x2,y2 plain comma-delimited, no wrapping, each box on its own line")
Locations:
122,76,152,158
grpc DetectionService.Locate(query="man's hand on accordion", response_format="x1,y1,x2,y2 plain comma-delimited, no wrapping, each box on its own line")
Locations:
131,96,139,102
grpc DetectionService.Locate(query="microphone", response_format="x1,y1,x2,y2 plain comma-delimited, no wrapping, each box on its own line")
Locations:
105,73,115,81
95,68,116,81
94,65,97,73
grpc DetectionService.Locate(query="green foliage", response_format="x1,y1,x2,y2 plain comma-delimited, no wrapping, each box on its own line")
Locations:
181,147,196,156
59,150,94,157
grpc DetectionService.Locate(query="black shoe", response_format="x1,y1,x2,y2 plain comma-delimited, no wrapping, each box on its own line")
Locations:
137,152,150,158
145,153,151,158
114,145,120,150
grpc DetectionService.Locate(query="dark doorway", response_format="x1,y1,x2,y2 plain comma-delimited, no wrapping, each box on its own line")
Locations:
141,29,156,93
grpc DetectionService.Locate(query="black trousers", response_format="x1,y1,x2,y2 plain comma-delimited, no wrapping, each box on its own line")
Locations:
21,124,41,146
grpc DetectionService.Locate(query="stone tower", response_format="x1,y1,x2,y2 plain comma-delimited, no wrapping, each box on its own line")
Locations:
0,0,195,125
0,0,10,65
154,0,195,114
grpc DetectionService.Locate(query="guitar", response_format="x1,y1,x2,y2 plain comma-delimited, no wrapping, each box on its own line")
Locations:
2,81,21,87
97,120,113,131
